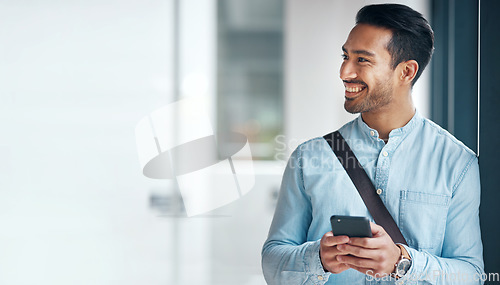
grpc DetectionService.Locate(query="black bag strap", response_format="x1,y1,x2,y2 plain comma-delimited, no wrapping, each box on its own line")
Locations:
323,131,407,245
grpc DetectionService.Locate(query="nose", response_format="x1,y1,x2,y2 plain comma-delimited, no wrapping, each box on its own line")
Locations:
340,60,357,81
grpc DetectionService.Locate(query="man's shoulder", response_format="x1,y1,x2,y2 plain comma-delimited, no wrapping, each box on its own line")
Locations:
420,117,477,158
295,118,359,152
294,137,329,155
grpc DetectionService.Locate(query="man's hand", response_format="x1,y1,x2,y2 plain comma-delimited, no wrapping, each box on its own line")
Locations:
319,232,350,274
335,222,401,277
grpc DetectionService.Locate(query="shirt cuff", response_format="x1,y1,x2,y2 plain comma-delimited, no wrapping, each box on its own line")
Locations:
304,240,331,284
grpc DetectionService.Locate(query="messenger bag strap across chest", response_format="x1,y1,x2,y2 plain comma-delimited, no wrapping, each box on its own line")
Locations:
323,130,407,245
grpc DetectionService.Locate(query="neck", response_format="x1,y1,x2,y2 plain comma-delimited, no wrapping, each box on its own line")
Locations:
361,93,415,140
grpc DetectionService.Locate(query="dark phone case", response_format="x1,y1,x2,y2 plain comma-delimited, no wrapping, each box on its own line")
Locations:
330,215,372,238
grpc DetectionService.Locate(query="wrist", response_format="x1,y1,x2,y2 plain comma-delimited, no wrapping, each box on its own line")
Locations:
398,244,411,260
391,244,412,279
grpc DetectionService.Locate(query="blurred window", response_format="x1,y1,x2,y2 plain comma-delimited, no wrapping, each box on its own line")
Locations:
217,0,284,160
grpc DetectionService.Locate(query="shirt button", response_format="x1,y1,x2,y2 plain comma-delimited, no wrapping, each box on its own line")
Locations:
376,189,383,195
317,275,324,281
370,130,375,136
382,151,389,157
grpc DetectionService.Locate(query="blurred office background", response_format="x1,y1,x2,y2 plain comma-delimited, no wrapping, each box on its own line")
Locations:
0,0,498,284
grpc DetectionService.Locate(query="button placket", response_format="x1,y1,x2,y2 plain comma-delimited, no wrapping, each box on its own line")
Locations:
375,146,392,202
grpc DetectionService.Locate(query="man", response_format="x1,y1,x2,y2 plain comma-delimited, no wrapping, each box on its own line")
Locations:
262,4,484,285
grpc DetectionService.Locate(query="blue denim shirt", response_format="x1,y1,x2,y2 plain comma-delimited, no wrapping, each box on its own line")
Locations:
262,111,484,284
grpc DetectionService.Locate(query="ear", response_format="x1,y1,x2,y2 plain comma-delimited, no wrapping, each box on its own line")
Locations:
399,60,419,85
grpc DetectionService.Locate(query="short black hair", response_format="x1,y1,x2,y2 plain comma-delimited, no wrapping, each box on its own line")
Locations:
356,4,434,85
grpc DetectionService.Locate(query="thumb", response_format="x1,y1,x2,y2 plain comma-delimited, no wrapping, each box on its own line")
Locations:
369,222,386,237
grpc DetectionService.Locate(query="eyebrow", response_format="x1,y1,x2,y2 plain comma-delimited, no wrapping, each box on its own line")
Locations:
342,46,375,57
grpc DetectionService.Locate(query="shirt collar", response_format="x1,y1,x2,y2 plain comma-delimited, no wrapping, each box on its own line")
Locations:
356,110,423,140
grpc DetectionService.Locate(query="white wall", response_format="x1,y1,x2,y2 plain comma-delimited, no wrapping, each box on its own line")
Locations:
285,0,431,151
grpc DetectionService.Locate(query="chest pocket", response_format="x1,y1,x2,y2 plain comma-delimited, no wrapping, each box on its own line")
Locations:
399,190,451,252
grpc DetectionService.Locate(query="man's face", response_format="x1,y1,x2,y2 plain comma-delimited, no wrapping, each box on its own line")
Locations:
340,24,397,114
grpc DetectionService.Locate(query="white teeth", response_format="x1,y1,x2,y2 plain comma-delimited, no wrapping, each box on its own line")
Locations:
345,86,364,92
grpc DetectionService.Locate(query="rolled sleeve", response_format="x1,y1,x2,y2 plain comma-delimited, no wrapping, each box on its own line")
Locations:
304,240,330,283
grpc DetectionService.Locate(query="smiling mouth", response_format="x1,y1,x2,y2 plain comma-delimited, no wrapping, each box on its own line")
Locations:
344,86,366,99
345,86,365,92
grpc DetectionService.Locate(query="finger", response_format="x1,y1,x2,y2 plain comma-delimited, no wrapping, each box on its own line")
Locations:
324,231,334,238
336,244,378,259
349,223,394,248
322,255,352,274
322,232,350,247
320,244,351,261
320,250,352,274
336,254,379,270
348,236,382,249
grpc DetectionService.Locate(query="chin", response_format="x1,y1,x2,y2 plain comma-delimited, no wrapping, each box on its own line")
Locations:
344,103,362,114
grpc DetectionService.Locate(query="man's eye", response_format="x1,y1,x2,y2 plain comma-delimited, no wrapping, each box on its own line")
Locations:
341,54,348,60
358,57,368,62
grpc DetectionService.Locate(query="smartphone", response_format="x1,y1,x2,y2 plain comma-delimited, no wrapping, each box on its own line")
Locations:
330,215,372,238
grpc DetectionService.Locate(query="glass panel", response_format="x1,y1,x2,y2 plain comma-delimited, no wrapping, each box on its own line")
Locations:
217,0,284,160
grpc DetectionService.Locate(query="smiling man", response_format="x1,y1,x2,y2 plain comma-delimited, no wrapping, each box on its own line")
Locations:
262,4,484,285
